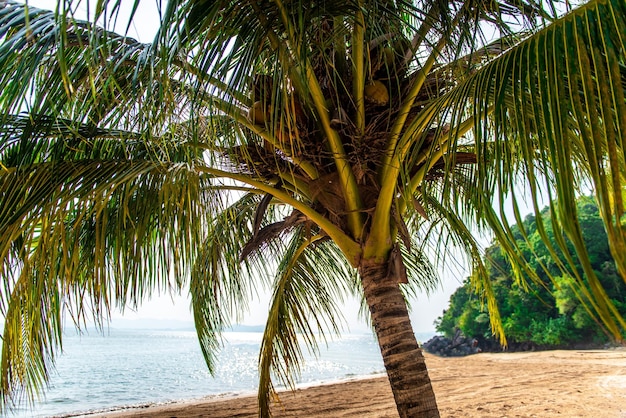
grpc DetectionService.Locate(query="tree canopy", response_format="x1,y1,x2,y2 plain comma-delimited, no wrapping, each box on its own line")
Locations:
437,196,626,346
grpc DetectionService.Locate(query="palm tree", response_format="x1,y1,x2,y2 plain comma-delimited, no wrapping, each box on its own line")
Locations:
1,0,625,416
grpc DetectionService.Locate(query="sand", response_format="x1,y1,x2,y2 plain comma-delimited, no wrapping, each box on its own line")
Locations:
82,349,626,418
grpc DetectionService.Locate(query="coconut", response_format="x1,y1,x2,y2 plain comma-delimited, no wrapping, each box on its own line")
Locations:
248,101,267,125
382,47,396,68
364,80,389,105
275,129,293,146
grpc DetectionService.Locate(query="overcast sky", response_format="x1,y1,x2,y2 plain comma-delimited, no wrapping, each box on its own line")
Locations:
109,274,466,334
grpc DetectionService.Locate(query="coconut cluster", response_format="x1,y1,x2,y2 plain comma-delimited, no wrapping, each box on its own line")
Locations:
224,16,481,259
242,44,406,166
231,20,463,233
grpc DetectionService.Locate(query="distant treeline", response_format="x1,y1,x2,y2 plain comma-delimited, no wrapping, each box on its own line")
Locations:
436,196,626,347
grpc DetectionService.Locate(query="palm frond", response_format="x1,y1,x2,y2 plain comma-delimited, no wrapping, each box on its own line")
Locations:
414,188,505,342
438,0,626,337
0,3,148,122
190,192,276,373
1,256,62,410
258,233,355,417
0,115,214,410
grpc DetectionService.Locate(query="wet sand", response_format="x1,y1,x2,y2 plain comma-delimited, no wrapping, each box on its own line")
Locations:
83,349,626,417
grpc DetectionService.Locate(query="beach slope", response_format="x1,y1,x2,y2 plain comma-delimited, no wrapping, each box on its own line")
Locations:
89,349,626,418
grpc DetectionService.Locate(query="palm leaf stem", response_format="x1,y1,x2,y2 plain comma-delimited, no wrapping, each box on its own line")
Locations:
56,8,72,98
195,166,361,264
402,9,437,68
273,0,298,50
194,1,363,237
353,3,366,134
210,98,320,180
382,13,461,179
247,0,298,67
248,8,367,237
222,4,329,184
365,99,448,259
247,1,281,52
207,185,264,194
249,1,363,236
333,16,348,77
277,174,312,201
303,65,365,240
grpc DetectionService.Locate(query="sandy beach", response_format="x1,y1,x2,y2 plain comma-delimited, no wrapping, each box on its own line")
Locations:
83,349,626,418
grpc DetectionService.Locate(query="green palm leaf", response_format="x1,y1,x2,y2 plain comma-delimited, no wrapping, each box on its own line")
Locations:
436,0,626,335
258,232,353,416
191,192,272,373
0,115,213,408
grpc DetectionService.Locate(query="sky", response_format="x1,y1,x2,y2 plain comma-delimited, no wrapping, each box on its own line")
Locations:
109,272,466,334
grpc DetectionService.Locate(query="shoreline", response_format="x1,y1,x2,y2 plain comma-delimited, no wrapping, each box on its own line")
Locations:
59,372,389,418
69,349,625,418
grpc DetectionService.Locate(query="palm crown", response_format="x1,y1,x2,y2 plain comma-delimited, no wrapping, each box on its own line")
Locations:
1,0,625,416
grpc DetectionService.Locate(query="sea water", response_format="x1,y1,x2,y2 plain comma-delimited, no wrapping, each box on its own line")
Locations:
4,328,435,417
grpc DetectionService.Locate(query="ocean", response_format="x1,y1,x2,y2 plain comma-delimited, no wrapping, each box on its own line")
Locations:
4,328,435,418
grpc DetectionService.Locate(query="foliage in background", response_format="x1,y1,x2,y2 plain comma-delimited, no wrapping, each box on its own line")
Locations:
436,196,626,346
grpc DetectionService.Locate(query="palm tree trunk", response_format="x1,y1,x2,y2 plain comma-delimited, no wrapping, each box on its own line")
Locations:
359,259,440,418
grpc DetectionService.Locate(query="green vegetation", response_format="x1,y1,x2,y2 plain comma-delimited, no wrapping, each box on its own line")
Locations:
437,197,626,347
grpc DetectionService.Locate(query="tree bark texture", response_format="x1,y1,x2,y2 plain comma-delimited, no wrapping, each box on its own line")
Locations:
359,260,440,418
